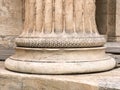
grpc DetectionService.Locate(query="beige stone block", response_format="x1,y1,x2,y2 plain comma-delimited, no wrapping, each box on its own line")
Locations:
0,0,23,36
116,37,120,42
0,61,120,90
116,0,120,15
116,0,120,39
0,77,22,90
0,0,23,60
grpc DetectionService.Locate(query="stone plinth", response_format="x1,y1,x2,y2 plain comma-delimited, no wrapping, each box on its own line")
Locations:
5,0,116,74
1,61,120,90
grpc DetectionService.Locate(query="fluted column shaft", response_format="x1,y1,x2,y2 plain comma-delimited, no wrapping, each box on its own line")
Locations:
17,0,105,48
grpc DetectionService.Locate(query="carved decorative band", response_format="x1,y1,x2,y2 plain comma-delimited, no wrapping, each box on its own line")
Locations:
16,36,106,48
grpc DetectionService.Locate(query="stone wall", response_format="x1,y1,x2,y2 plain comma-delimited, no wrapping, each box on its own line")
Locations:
0,0,23,60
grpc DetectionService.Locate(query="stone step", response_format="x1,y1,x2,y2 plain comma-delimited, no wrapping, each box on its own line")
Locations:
105,42,120,54
0,61,120,90
0,48,14,60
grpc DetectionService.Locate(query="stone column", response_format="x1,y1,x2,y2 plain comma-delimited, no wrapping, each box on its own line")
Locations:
96,0,116,42
106,0,120,64
116,0,120,41
107,0,116,42
96,0,108,35
5,0,116,74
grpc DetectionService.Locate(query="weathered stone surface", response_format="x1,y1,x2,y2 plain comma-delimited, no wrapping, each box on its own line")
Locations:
96,0,116,42
111,54,120,67
5,47,116,74
105,42,120,53
0,36,17,48
0,48,14,60
107,0,116,41
0,0,23,60
105,42,120,67
0,61,120,90
5,0,116,74
0,36,16,60
0,0,23,36
116,0,120,41
0,0,118,61
96,0,107,35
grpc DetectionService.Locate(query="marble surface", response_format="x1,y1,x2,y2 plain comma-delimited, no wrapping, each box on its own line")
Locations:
105,42,120,53
0,61,120,90
5,47,116,74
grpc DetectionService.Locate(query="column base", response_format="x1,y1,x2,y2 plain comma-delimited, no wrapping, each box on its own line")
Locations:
5,47,116,74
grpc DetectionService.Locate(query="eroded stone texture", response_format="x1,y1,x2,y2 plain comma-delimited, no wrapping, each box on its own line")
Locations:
116,0,120,41
96,0,116,42
0,0,23,35
1,61,120,90
0,0,23,48
0,0,23,60
107,0,116,42
16,0,105,48
5,0,116,74
0,36,15,60
105,0,120,60
96,0,107,35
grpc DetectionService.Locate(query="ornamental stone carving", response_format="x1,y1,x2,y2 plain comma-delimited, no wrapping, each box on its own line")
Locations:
16,0,105,48
5,0,116,74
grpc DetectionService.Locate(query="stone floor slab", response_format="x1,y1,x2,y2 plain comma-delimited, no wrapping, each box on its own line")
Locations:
0,61,120,90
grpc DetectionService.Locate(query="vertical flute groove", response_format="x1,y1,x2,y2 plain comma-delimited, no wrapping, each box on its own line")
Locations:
36,0,43,33
92,0,98,34
74,0,83,34
84,0,91,34
21,0,99,36
27,0,36,34
54,0,63,33
23,0,29,34
44,0,53,34
64,0,74,34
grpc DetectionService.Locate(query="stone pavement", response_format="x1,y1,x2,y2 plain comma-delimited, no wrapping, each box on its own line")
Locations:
0,61,120,90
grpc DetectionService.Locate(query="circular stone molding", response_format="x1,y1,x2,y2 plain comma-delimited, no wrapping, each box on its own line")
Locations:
5,47,116,74
15,36,106,48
